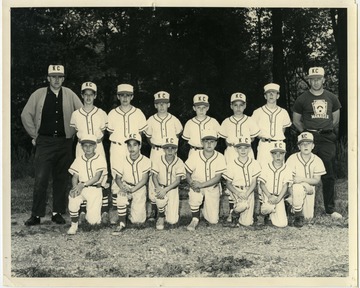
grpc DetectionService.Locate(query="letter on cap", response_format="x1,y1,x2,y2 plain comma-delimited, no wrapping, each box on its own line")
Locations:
48,65,65,76
81,82,97,92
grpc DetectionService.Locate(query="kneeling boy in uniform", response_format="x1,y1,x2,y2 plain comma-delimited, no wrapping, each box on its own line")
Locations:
258,141,292,227
67,134,108,235
285,132,326,227
223,136,261,227
151,137,185,230
185,129,227,231
111,133,151,235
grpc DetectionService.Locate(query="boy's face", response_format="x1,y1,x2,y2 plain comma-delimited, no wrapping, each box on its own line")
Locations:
127,140,141,156
264,90,279,104
231,101,246,116
81,142,96,156
82,89,96,105
271,151,286,164
155,102,170,113
236,145,250,157
193,105,209,117
163,146,177,158
298,141,314,155
117,92,133,106
202,139,217,152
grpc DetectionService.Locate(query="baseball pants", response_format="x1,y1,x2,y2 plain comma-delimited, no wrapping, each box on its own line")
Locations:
110,142,127,192
155,187,179,224
148,147,165,204
261,194,287,227
68,187,102,224
32,135,73,217
189,185,221,224
287,183,316,220
117,186,147,224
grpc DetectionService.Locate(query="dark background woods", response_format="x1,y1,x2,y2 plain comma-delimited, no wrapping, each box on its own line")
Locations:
10,7,348,174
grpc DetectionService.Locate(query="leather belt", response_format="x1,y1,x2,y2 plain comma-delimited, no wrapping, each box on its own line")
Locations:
306,129,333,134
152,145,163,150
111,141,122,145
260,138,278,142
40,134,65,138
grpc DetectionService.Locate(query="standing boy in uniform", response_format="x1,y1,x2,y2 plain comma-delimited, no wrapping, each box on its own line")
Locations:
219,93,260,222
252,83,291,167
182,94,220,157
292,67,342,219
223,136,261,228
145,91,183,221
107,84,148,224
151,137,186,230
185,130,227,231
258,141,292,228
70,82,109,223
285,132,326,227
111,133,151,235
67,134,108,235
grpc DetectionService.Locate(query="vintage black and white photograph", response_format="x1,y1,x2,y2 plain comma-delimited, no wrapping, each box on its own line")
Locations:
3,0,357,286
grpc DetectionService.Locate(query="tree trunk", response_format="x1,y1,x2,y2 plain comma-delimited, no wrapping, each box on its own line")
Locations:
271,9,287,110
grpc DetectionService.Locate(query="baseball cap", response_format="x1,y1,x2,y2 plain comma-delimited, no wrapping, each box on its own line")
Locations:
233,136,251,147
297,132,314,144
125,132,142,144
193,94,209,106
308,67,325,78
230,92,246,103
154,91,170,104
79,134,97,145
264,83,280,93
81,82,97,93
201,129,218,141
117,84,134,94
48,65,65,76
162,137,178,148
270,141,286,153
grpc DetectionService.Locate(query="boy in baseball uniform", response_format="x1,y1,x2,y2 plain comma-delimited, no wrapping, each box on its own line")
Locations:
258,141,292,228
151,137,185,230
185,129,227,231
219,93,260,222
107,84,148,224
223,136,261,227
67,134,108,235
145,91,183,221
70,82,109,223
111,133,151,235
182,94,221,157
252,83,292,167
285,132,326,227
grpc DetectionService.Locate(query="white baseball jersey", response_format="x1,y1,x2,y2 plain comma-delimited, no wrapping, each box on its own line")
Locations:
182,116,221,148
151,155,185,186
185,150,226,182
151,155,185,224
145,113,183,146
70,107,108,140
68,153,108,184
258,162,292,196
223,157,261,226
285,152,326,180
219,115,260,142
107,106,147,143
252,105,291,140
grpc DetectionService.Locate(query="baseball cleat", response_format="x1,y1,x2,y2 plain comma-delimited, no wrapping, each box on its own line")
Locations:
226,209,233,223
147,210,157,222
67,223,78,235
51,213,66,224
101,212,109,224
293,216,304,228
24,215,40,226
328,212,343,220
186,218,199,231
156,217,165,230
78,212,86,224
109,210,119,225
112,222,126,235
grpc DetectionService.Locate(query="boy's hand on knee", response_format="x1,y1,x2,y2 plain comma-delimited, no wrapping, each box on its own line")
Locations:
69,187,80,198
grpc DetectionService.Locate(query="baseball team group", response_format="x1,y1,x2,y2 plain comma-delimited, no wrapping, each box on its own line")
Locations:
20,64,343,236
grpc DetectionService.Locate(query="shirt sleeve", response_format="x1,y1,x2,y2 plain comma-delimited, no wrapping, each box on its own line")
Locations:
248,117,260,138
20,91,38,139
185,154,197,173
219,120,228,139
182,121,191,141
100,109,108,131
107,110,115,133
252,160,262,178
174,117,183,135
70,111,77,129
142,157,152,174
151,159,159,175
144,117,153,138
68,158,80,175
112,160,123,178
223,162,233,181
95,155,108,175
314,157,326,176
292,95,304,114
215,154,227,175
138,110,148,132
331,93,342,112
175,159,186,180
282,110,292,128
